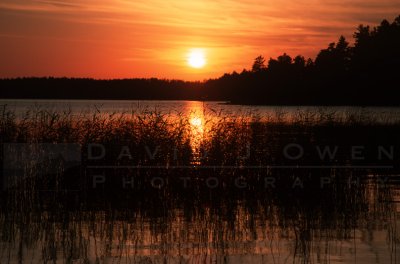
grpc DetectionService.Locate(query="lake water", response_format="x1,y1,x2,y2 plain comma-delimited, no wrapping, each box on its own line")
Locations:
1,99,400,263
2,99,400,123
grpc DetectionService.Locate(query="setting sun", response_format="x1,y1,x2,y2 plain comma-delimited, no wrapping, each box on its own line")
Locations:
187,49,206,69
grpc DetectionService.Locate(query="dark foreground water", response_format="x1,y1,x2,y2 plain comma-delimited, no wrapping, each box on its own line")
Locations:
0,100,400,263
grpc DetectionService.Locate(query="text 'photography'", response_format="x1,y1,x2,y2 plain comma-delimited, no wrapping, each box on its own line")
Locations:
1,1,400,263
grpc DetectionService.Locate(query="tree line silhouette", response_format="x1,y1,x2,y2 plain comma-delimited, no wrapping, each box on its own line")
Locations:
1,15,400,105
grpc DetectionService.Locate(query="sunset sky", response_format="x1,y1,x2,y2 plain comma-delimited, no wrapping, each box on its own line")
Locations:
1,0,399,81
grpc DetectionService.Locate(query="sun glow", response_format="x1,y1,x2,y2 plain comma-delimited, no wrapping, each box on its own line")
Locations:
187,49,206,68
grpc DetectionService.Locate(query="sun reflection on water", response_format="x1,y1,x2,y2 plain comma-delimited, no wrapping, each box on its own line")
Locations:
190,116,203,128
185,101,206,164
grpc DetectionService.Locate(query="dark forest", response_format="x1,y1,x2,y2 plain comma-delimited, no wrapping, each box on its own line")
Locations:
1,16,400,105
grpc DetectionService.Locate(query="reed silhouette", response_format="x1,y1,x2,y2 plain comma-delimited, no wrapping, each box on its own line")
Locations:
1,106,400,263
1,14,400,264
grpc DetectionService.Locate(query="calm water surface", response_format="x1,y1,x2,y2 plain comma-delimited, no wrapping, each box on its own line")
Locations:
0,99,400,263
1,99,400,122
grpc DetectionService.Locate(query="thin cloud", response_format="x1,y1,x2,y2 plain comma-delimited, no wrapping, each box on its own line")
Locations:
1,0,399,79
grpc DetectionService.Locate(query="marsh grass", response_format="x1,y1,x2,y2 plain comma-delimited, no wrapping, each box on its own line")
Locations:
1,106,400,263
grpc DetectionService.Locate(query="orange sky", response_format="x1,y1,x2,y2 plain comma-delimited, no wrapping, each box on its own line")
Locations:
1,0,399,81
